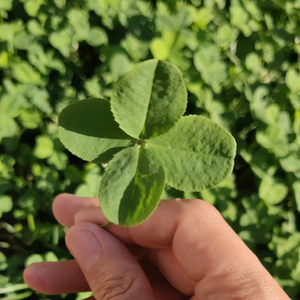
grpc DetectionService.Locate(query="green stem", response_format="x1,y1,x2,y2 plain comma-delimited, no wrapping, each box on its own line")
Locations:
100,222,112,229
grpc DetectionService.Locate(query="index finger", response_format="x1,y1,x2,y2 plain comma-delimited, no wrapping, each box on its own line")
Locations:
52,193,99,227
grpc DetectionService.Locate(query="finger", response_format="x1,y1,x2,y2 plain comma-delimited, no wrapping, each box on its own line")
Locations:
82,286,187,300
74,199,290,299
74,203,196,294
74,201,198,294
52,194,99,227
66,222,155,300
23,260,89,294
138,258,189,300
23,247,187,298
150,248,197,295
75,207,129,241
153,284,189,300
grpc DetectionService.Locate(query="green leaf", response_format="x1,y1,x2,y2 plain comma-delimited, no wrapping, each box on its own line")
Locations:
150,37,170,60
109,53,131,81
256,125,289,157
194,43,227,93
44,251,58,262
121,34,149,61
219,200,238,222
53,0,65,8
280,154,300,172
240,210,258,226
148,115,236,191
33,136,54,159
191,7,211,30
0,252,7,271
58,98,133,163
65,165,83,183
14,31,35,50
99,145,165,226
31,88,52,114
156,7,192,31
75,165,102,198
250,86,269,123
47,150,68,170
25,254,43,266
19,109,41,129
0,155,15,179
217,24,236,47
245,52,262,74
111,59,187,139
0,0,13,11
86,27,108,46
0,113,19,140
84,76,103,98
0,94,27,118
259,176,288,205
0,196,13,218
0,51,8,68
27,20,45,36
24,0,44,16
49,30,72,57
292,181,300,211
58,60,236,227
286,68,300,94
67,8,90,41
230,1,251,36
13,62,42,84
150,31,184,61
76,292,94,300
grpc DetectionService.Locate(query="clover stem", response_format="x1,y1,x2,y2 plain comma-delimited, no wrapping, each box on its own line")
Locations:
136,139,147,147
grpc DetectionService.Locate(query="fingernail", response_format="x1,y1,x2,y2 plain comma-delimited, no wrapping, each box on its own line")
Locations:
68,230,103,272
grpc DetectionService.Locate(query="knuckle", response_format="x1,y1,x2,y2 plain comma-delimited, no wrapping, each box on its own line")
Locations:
93,269,144,300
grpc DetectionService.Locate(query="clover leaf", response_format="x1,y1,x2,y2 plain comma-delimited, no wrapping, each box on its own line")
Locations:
58,59,236,226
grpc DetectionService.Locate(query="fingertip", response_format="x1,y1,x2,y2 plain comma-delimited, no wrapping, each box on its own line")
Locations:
23,263,50,294
74,207,107,225
23,264,32,285
52,194,99,227
65,222,97,248
65,223,154,300
52,193,75,227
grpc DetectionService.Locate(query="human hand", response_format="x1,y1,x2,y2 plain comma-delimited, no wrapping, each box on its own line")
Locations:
23,194,291,300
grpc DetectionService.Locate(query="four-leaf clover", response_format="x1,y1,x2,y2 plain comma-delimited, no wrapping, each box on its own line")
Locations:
58,59,236,226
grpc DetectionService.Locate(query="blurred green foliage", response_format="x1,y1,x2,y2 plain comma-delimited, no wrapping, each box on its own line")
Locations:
1,0,300,298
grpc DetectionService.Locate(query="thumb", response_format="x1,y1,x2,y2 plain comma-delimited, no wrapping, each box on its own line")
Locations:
65,222,154,300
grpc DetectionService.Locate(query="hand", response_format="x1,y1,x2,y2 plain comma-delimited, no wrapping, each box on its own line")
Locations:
23,194,291,300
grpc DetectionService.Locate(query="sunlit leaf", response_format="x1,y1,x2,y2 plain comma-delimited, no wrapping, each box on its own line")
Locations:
13,62,42,84
49,30,72,57
99,145,165,226
33,136,54,159
194,43,227,93
25,254,43,266
259,176,288,205
111,59,187,139
67,8,90,41
0,196,13,217
148,116,236,191
58,98,133,163
86,27,108,46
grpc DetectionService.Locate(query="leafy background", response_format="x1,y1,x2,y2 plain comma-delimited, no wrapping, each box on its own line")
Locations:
1,0,300,298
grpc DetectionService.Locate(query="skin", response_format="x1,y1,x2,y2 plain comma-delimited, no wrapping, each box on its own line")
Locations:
23,194,291,300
